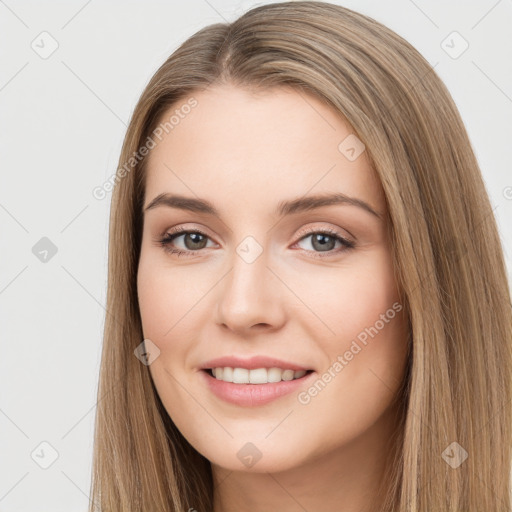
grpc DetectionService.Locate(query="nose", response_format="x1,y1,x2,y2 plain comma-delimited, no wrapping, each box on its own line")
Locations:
214,242,286,335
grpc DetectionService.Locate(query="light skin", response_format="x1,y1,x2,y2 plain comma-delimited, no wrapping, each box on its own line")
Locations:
137,83,410,512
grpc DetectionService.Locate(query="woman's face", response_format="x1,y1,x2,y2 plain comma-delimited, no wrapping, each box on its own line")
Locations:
137,83,409,473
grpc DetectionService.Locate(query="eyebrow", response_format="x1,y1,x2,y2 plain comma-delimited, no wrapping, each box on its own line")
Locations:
143,192,382,219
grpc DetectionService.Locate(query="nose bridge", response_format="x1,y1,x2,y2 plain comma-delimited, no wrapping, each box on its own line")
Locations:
215,233,284,331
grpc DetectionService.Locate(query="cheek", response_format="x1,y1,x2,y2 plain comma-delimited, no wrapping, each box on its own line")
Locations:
136,251,213,382
136,256,201,421
292,248,402,344
137,250,201,340
137,262,170,340
294,248,408,403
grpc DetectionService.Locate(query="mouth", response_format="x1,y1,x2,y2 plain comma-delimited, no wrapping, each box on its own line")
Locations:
200,367,316,407
203,367,315,384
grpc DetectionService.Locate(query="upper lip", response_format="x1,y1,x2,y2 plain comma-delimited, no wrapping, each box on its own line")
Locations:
200,356,313,372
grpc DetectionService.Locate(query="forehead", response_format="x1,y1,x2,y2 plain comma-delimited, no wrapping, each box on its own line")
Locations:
143,83,385,217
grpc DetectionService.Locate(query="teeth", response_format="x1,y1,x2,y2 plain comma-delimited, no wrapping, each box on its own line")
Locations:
267,367,283,383
223,367,233,382
282,369,295,381
248,368,267,384
210,367,308,384
233,368,249,384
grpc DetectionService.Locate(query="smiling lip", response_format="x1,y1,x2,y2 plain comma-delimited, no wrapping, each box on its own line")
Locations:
200,368,315,407
198,355,315,407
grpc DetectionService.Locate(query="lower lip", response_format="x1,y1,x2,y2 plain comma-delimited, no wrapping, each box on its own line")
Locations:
200,369,315,407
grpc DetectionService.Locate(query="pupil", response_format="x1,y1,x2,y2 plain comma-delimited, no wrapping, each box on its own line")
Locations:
312,234,334,251
186,233,206,250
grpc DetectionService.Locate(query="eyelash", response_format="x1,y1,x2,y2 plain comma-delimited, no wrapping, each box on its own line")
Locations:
156,226,355,259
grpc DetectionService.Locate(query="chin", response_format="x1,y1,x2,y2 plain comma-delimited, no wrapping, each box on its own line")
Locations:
208,448,302,474
189,432,313,474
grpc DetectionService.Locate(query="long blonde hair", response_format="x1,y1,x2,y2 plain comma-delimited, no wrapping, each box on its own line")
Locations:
89,2,512,510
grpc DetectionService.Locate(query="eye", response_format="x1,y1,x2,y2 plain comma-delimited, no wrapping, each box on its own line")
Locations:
293,227,355,259
156,226,355,259
157,228,215,257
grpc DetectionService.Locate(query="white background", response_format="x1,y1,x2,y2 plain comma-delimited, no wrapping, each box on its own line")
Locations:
1,1,511,510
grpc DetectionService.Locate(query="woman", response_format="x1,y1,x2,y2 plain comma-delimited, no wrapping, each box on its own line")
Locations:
89,2,512,510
